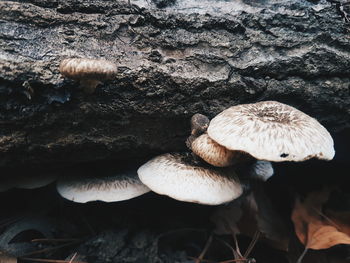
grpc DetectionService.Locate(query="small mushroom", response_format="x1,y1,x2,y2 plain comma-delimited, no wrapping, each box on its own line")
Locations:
249,160,274,182
191,133,245,167
59,58,118,94
190,113,210,137
186,113,249,167
137,152,243,205
56,171,150,203
207,101,335,162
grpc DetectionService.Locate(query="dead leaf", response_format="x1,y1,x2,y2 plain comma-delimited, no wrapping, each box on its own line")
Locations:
0,251,17,263
291,188,350,250
210,198,243,235
308,225,350,250
324,210,350,236
252,184,290,251
211,182,290,251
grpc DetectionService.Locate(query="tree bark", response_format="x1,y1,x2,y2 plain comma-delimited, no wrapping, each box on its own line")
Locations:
0,0,349,170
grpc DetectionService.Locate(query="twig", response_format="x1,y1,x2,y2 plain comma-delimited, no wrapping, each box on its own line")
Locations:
188,256,216,263
20,240,81,257
232,233,243,258
296,247,308,263
20,257,87,263
243,231,260,259
31,238,81,243
195,234,213,263
214,236,236,256
68,253,77,263
219,259,250,263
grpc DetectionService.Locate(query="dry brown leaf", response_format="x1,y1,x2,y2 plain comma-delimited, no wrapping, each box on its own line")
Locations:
325,210,350,236
0,251,17,263
308,225,350,250
291,188,350,250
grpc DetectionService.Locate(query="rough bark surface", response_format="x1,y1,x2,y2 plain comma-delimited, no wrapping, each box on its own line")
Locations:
1,0,349,170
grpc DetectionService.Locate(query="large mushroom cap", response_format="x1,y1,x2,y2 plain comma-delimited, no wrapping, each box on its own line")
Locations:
137,152,243,205
56,171,150,203
59,58,117,80
207,101,335,162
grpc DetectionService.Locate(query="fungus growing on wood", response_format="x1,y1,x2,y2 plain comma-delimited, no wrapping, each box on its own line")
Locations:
59,58,118,94
249,161,274,182
137,152,243,205
56,171,150,203
207,101,335,162
191,133,243,167
186,113,249,167
190,113,210,137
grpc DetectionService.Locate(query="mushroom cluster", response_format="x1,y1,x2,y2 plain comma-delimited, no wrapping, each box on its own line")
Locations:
0,101,335,208
137,100,335,205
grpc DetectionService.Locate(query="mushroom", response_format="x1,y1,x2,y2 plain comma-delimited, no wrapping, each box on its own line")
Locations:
56,171,150,203
186,113,211,150
191,133,245,167
190,113,210,137
186,113,250,167
59,58,118,94
249,160,274,182
0,173,57,192
137,152,243,205
207,101,335,162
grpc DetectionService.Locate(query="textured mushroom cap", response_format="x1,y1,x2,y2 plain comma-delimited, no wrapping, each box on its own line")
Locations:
56,172,150,203
59,58,117,80
207,101,335,162
191,113,210,136
191,134,240,167
137,152,243,205
249,161,274,181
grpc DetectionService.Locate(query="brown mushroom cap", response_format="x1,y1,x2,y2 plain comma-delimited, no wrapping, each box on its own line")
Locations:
137,152,243,205
207,101,335,162
190,113,210,136
59,58,117,80
191,134,243,167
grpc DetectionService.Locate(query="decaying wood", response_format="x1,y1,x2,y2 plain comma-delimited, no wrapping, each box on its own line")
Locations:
0,0,349,170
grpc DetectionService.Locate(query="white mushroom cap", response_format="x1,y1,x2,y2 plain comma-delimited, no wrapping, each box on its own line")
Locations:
137,152,243,205
191,134,242,167
56,171,150,203
249,161,274,182
207,101,335,162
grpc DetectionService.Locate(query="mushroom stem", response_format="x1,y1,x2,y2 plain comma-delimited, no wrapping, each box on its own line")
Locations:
80,79,102,94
